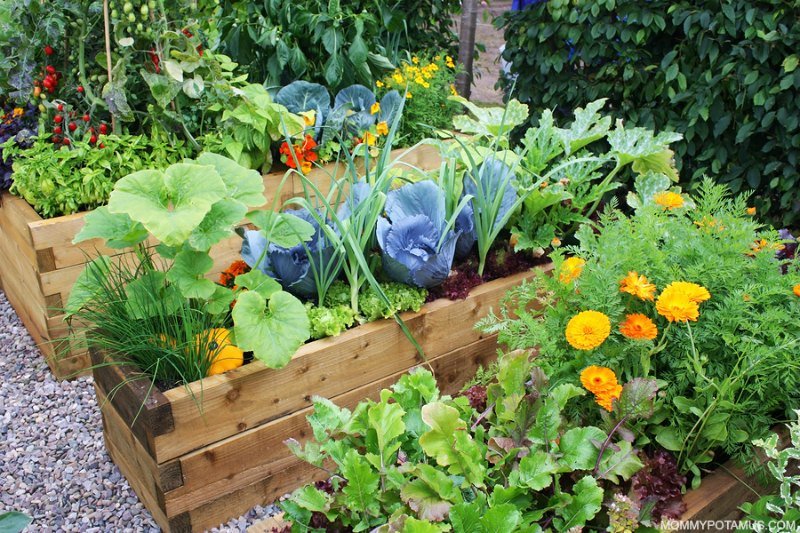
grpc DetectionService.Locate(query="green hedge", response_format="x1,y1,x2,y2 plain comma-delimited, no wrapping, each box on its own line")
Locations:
498,0,800,226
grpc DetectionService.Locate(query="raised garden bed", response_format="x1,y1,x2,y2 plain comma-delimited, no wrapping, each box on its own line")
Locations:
91,267,548,532
0,144,443,379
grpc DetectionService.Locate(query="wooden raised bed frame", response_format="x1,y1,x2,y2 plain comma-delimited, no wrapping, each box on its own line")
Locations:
0,144,442,379
92,268,549,533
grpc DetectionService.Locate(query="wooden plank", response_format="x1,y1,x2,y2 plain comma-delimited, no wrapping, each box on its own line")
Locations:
178,458,324,533
163,335,498,514
0,196,38,268
96,387,172,531
92,348,175,458
0,233,50,338
682,460,768,523
153,269,543,463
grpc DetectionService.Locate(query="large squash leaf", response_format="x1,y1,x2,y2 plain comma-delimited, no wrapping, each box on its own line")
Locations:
73,207,148,249
108,164,226,247
231,290,309,368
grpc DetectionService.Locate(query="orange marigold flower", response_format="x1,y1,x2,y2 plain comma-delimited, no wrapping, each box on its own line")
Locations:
619,271,656,300
747,207,756,216
794,284,800,297
620,313,658,340
559,257,586,284
595,384,623,411
376,121,389,136
364,131,378,146
370,102,381,115
654,191,684,210
566,311,611,350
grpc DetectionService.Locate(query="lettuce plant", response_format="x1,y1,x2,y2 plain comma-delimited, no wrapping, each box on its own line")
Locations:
282,351,657,530
377,180,461,288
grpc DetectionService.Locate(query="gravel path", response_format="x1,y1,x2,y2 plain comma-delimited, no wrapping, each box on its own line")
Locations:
0,290,280,532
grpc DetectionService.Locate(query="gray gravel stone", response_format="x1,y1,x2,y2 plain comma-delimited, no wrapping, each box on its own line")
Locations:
0,290,283,532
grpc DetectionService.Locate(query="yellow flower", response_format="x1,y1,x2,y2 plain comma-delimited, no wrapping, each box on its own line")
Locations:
12,107,24,117
376,121,389,136
415,76,425,85
565,311,611,350
301,160,313,174
580,366,622,411
370,102,381,115
619,314,658,341
619,271,656,301
559,257,586,284
747,206,756,216
653,191,685,210
450,84,458,96
434,55,441,61
412,56,419,64
376,80,385,88
793,284,800,297
551,237,562,247
445,55,455,68
406,91,412,99
749,238,785,256
364,131,378,146
655,281,710,322
392,73,404,84
301,110,316,127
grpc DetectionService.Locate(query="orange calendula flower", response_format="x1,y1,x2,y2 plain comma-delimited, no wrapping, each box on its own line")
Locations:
559,257,586,284
580,366,622,411
747,207,756,216
620,313,658,341
619,271,656,300
565,310,611,350
655,281,709,322
794,284,800,297
664,281,711,303
376,121,389,136
370,102,381,115
654,191,684,210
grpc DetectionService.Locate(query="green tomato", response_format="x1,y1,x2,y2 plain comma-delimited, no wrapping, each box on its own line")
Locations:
123,2,133,13
127,12,136,22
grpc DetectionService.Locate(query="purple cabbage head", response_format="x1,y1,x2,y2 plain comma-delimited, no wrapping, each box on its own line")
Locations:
377,180,459,288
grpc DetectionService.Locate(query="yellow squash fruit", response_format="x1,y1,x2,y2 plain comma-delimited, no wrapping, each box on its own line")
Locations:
200,328,244,376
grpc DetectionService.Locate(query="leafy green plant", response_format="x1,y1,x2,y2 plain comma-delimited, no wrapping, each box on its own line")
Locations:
479,179,800,480
0,511,32,533
3,131,192,218
498,1,800,227
205,83,305,172
216,0,461,92
69,153,311,376
512,99,682,253
739,412,800,529
281,351,657,530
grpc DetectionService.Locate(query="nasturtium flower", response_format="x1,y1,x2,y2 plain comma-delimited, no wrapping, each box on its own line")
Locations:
655,281,709,323
364,131,378,146
370,102,381,115
565,310,611,350
219,260,250,289
620,313,658,341
559,257,586,284
619,271,656,300
376,121,389,136
580,366,622,411
793,284,800,297
747,206,756,216
653,191,684,210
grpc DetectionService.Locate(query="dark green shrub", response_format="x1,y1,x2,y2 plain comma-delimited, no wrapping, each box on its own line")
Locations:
216,0,461,92
498,0,800,226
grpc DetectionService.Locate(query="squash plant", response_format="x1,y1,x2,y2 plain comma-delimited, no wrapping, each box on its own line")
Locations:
68,153,313,371
282,351,658,530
